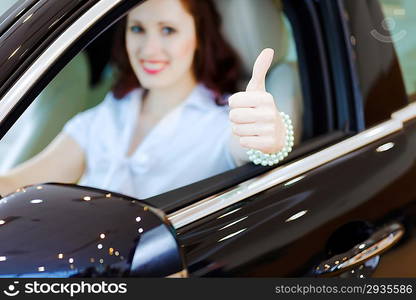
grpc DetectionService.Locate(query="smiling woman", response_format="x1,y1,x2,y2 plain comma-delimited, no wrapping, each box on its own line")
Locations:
0,0,291,199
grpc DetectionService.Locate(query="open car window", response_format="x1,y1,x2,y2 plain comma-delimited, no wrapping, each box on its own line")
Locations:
0,0,342,212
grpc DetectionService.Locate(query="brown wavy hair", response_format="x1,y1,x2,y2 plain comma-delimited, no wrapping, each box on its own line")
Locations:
111,0,242,105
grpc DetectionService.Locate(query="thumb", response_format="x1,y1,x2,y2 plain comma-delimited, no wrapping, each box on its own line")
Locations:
246,48,275,92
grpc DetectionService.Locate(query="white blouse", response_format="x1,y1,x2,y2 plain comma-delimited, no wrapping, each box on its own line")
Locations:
63,84,236,199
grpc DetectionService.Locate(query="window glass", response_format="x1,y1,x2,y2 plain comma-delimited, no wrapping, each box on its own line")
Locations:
0,0,304,200
379,0,416,98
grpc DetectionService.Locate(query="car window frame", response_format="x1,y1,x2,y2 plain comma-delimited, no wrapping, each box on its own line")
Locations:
284,0,336,141
163,0,416,228
319,0,366,133
0,0,351,213
3,0,411,231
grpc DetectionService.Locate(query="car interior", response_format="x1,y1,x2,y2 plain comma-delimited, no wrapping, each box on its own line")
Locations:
0,0,304,193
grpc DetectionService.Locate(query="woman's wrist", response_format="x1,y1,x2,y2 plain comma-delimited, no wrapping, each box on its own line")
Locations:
247,111,294,166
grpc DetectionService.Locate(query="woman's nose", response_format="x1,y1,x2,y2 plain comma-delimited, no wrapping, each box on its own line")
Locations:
140,34,163,56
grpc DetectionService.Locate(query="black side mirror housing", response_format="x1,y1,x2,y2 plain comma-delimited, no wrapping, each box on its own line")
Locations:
0,183,185,277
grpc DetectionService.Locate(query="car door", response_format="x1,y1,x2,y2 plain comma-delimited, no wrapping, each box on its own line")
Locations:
0,0,415,278
162,0,416,277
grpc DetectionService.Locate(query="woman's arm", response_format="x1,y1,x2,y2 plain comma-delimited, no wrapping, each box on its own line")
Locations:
0,132,85,196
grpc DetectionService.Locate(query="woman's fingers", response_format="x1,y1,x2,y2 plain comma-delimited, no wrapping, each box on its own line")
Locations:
229,106,278,124
228,91,275,108
232,123,274,137
229,108,257,124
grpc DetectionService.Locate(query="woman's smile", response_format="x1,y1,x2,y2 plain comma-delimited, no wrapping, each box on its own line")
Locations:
140,59,169,75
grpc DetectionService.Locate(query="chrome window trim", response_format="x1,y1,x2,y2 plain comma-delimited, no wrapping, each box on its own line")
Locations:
392,103,416,123
168,104,416,229
0,0,122,122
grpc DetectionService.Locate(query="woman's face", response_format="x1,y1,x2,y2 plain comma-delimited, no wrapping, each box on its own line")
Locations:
126,0,197,90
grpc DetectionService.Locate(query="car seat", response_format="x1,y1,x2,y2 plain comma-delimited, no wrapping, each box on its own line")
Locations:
214,0,303,144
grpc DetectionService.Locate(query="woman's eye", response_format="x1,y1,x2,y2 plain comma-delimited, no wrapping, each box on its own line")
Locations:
161,26,176,35
130,25,144,33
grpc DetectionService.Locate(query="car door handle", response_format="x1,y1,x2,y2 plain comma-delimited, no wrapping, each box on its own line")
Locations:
313,222,404,276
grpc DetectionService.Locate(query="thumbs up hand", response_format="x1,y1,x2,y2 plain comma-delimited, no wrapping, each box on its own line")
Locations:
228,48,286,154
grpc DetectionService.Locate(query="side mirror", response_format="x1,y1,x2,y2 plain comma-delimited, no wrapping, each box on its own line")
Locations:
0,183,186,277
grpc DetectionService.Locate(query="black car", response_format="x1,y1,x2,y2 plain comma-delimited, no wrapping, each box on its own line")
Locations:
0,0,415,278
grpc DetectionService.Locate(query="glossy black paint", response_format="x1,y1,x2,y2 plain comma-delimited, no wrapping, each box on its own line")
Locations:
173,0,416,277
0,184,184,277
0,0,414,278
177,123,416,277
0,0,37,37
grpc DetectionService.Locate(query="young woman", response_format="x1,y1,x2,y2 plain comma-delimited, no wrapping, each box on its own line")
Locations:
0,0,290,199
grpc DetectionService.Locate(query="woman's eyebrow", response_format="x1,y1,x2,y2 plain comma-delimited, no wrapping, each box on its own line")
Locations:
158,21,178,26
127,19,178,26
127,19,142,26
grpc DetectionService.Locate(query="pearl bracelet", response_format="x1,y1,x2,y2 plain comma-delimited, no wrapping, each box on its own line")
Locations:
247,112,294,166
